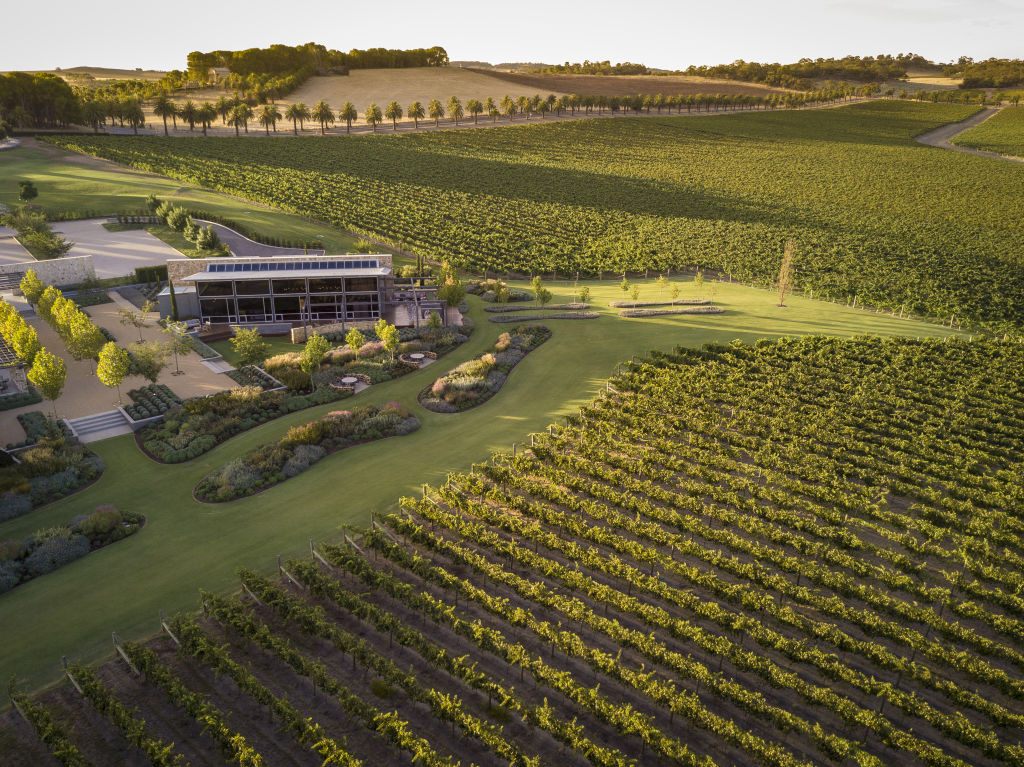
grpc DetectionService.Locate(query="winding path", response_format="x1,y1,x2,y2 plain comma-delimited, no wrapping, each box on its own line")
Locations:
915,107,1024,164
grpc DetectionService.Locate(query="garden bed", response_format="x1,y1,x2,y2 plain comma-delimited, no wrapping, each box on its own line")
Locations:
226,365,282,391
125,384,182,421
0,435,105,521
138,385,350,464
0,386,42,412
488,311,599,323
484,303,590,313
195,403,419,502
609,298,710,308
7,411,72,449
0,506,144,596
467,278,532,303
618,306,726,317
419,324,551,413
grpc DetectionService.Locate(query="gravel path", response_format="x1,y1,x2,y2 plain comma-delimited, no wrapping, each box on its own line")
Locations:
915,107,1024,164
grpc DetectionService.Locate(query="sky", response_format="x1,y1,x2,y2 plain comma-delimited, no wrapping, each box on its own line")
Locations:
2,0,1021,72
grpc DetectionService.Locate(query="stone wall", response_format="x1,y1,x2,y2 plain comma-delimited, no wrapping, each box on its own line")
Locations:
0,256,95,288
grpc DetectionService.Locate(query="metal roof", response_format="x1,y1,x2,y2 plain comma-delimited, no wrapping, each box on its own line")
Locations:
181,267,388,282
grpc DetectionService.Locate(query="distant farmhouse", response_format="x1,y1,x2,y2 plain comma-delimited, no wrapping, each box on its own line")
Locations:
207,67,230,83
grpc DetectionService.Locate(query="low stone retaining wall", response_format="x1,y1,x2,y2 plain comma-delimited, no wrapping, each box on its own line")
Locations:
0,255,96,288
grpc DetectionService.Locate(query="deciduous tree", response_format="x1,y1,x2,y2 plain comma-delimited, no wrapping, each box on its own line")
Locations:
97,342,131,404
27,347,66,417
230,326,268,366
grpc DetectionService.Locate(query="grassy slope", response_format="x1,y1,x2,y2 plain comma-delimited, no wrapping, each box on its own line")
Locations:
0,277,966,693
47,102,1024,330
952,106,1024,157
0,141,362,254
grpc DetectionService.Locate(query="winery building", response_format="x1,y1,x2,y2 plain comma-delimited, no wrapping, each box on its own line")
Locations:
162,253,442,330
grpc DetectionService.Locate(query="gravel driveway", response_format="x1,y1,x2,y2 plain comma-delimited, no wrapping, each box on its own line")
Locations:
52,219,182,278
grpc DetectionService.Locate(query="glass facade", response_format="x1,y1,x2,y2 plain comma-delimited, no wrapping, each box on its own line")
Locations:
194,274,381,324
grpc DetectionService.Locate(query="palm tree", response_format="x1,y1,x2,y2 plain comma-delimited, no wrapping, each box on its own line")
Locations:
428,98,444,127
285,102,310,134
180,100,198,131
517,95,530,119
259,104,281,134
447,96,464,125
215,96,232,124
365,103,383,132
384,101,403,130
312,100,335,135
537,100,549,119
408,101,425,129
483,97,497,122
467,99,483,124
228,104,252,136
546,93,558,114
339,102,357,133
501,95,516,121
125,101,146,134
153,95,178,135
197,104,216,135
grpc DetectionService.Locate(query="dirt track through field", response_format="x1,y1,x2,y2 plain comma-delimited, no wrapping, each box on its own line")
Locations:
915,107,1024,163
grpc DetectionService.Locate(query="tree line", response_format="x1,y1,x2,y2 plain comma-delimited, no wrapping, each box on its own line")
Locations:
138,84,881,138
684,54,913,89
948,58,1024,89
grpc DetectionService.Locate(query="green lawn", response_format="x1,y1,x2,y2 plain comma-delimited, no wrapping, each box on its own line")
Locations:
0,276,968,694
0,141,381,259
209,335,300,366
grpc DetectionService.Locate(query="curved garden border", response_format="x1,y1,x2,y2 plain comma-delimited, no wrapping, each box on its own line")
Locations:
618,306,726,318
419,325,551,414
193,405,420,503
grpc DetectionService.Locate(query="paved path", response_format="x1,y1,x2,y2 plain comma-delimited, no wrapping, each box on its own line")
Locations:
193,220,325,258
0,298,235,445
915,108,1024,164
52,219,182,279
0,231,31,265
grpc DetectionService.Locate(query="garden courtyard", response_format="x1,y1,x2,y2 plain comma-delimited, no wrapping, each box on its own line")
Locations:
0,275,969,692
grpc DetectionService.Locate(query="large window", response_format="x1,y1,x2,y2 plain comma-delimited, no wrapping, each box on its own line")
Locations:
345,277,378,293
272,296,302,318
200,298,232,321
235,280,270,296
197,281,234,297
307,277,344,293
236,297,268,320
272,279,306,295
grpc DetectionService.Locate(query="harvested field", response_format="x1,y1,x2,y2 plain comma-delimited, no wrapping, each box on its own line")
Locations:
471,68,791,97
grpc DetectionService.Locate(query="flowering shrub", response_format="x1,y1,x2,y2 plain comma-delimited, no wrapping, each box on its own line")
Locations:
0,437,104,520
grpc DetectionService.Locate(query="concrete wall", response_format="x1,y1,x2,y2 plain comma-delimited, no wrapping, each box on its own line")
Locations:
0,256,95,288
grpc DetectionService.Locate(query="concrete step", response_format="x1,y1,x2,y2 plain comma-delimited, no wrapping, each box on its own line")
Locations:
67,409,133,443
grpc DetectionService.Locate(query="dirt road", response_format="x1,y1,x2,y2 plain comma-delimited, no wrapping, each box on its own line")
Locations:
915,107,1024,164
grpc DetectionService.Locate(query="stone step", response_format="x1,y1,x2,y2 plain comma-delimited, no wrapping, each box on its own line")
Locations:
67,410,133,443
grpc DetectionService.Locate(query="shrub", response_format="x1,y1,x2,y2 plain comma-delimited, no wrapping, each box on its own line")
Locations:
281,420,327,448
0,539,23,560
282,443,326,477
0,560,20,593
79,505,122,538
271,367,311,391
0,493,32,521
23,534,90,577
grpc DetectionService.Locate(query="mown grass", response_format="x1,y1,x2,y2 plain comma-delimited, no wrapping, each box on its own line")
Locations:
0,276,967,694
0,141,365,255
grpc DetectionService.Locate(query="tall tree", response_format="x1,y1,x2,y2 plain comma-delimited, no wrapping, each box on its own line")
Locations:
285,102,310,134
428,99,444,127
215,96,232,124
161,320,191,375
259,104,281,134
153,95,178,135
408,101,425,129
311,100,336,135
11,325,40,367
483,96,498,121
96,342,131,404
197,104,217,135
384,101,403,130
365,103,383,132
345,327,365,353
130,341,169,383
501,95,516,120
27,347,66,418
339,102,357,133
228,104,252,136
777,239,796,307
447,96,464,125
81,100,106,133
180,100,198,131
467,99,483,124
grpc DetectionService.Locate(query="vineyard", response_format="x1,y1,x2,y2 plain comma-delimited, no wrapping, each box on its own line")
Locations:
6,335,1023,766
952,107,1024,157
48,101,1024,331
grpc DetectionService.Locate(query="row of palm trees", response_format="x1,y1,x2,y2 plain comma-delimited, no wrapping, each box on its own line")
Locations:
141,85,882,138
